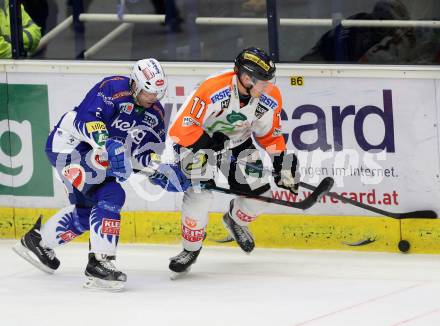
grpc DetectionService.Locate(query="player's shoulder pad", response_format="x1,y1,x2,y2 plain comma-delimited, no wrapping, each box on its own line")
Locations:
255,86,282,119
259,85,281,110
98,75,129,90
99,76,132,101
198,71,234,104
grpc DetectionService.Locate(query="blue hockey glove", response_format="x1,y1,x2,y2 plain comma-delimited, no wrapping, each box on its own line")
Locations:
149,163,191,192
105,138,132,181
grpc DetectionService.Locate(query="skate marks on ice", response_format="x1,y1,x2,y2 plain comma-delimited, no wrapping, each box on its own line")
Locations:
3,242,440,326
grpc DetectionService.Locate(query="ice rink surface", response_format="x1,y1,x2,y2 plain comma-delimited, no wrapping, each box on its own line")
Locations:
2,240,440,326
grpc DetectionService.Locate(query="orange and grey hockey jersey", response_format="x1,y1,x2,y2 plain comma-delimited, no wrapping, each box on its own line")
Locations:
169,70,286,153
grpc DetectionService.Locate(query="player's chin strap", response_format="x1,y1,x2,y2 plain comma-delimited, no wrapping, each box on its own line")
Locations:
237,72,253,96
245,85,253,95
228,155,437,220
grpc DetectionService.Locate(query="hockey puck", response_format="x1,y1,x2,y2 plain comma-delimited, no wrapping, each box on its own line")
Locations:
398,240,410,253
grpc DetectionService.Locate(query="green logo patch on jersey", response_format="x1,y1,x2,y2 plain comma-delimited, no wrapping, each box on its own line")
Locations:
207,111,248,134
226,111,246,124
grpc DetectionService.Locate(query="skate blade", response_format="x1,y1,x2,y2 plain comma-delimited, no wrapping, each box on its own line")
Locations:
170,267,192,280
83,276,125,292
12,242,55,275
212,235,234,243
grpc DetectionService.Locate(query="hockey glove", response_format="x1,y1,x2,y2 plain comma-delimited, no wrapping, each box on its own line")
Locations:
272,152,299,195
146,153,191,192
105,138,132,181
189,131,230,153
149,164,191,192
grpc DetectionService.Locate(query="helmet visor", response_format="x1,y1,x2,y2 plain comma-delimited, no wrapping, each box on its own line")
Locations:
249,75,276,93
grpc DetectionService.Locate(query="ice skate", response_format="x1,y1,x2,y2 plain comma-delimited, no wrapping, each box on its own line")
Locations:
12,215,60,274
84,253,127,291
222,207,255,253
169,248,201,280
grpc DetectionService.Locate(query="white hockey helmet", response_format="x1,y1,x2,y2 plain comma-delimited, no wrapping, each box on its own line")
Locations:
130,58,167,101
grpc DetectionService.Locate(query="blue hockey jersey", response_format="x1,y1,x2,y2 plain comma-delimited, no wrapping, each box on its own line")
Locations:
46,76,166,168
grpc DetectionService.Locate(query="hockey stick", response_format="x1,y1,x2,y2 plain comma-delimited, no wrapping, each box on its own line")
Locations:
300,182,437,219
201,177,334,210
230,157,437,220
135,166,333,210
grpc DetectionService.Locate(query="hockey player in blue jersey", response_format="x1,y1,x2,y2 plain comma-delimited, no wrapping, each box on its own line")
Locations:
13,58,189,291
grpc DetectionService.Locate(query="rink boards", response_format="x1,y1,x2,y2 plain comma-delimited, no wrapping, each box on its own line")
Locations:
1,207,440,254
1,61,440,253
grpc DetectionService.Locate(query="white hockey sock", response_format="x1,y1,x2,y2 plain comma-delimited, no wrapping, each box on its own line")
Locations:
40,205,82,248
181,188,212,251
230,191,270,226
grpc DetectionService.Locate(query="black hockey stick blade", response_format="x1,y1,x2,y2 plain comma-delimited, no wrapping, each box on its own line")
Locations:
395,210,437,219
299,182,437,219
301,177,334,209
205,177,334,210
212,235,234,243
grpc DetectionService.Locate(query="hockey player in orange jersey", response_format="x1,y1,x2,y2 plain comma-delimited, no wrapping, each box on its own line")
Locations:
167,47,300,277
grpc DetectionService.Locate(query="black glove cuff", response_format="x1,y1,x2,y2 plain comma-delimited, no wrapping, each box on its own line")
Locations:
271,152,298,175
271,151,285,174
188,131,229,153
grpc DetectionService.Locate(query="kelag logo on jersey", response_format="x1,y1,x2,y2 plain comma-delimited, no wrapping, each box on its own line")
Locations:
0,84,53,196
111,117,147,145
282,89,395,153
